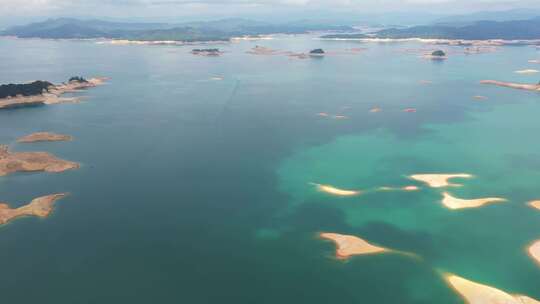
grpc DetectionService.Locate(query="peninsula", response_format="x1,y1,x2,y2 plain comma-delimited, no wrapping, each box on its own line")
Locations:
0,145,79,176
441,192,506,210
17,132,73,143
0,194,68,225
409,173,472,188
444,274,540,304
319,232,388,259
0,76,107,110
480,80,540,92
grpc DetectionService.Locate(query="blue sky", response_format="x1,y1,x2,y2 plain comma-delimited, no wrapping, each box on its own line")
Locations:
1,0,540,22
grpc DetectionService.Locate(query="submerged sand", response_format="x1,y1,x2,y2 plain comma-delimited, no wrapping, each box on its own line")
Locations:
529,240,540,267
444,274,540,304
311,183,361,196
319,232,387,259
442,192,506,210
0,77,107,110
528,200,540,210
17,132,72,143
0,193,68,225
0,145,79,176
480,80,540,92
409,173,472,188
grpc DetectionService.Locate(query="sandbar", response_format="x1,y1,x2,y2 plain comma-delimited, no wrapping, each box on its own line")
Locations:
0,145,79,176
528,240,540,267
515,69,539,74
0,193,68,225
529,60,540,64
528,200,540,210
369,107,382,113
444,273,540,304
480,80,540,92
379,185,420,191
409,173,472,188
441,192,506,210
17,132,72,143
319,232,387,259
311,183,361,196
403,108,417,113
473,95,488,100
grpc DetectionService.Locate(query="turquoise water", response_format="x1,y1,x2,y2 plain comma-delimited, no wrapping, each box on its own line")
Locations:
0,36,539,303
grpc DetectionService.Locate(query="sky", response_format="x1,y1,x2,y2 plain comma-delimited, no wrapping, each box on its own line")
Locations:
1,0,540,24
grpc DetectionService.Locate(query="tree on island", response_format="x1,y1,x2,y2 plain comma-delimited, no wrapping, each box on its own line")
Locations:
69,76,88,83
310,48,325,54
431,50,446,57
0,81,53,99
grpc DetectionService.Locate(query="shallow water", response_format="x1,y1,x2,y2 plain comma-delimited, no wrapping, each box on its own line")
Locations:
0,36,539,303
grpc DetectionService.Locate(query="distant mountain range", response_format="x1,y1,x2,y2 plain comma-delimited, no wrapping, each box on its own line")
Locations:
321,17,540,40
0,18,352,41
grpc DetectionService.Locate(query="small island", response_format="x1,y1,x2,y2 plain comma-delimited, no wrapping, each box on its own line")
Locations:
0,76,107,110
444,274,540,304
309,48,325,57
480,80,540,92
424,50,447,60
0,145,79,176
409,173,473,188
441,192,506,210
17,132,73,143
0,194,68,225
529,240,540,267
310,183,361,196
191,48,222,56
319,232,388,259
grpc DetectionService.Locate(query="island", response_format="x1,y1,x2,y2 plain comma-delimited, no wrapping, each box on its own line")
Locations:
0,76,107,110
17,132,73,143
310,183,361,196
441,192,506,210
529,240,540,267
481,80,540,91
0,145,79,176
191,48,222,56
319,232,388,259
444,274,540,304
424,50,447,60
409,173,473,188
529,200,540,210
0,194,68,225
309,49,325,56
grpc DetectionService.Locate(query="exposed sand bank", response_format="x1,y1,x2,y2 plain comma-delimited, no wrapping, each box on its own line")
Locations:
311,183,361,196
515,69,539,74
0,145,79,176
379,185,420,192
442,192,506,210
529,240,540,267
444,274,540,304
17,132,72,143
409,174,472,188
0,193,68,225
0,77,107,110
480,80,540,92
369,107,382,113
528,200,540,210
319,232,387,259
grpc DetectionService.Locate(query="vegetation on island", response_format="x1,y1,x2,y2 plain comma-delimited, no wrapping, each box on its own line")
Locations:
68,76,88,83
0,81,53,99
431,50,446,57
310,48,325,54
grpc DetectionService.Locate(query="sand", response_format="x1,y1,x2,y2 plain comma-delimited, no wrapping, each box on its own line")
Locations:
473,95,489,100
379,185,420,192
0,193,68,225
515,69,539,74
444,274,540,304
529,60,540,64
409,173,473,188
528,200,540,210
319,233,387,259
480,80,540,92
403,108,417,113
311,183,361,196
333,115,349,119
528,240,540,267
0,145,79,176
441,192,506,210
17,132,72,143
369,107,382,113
